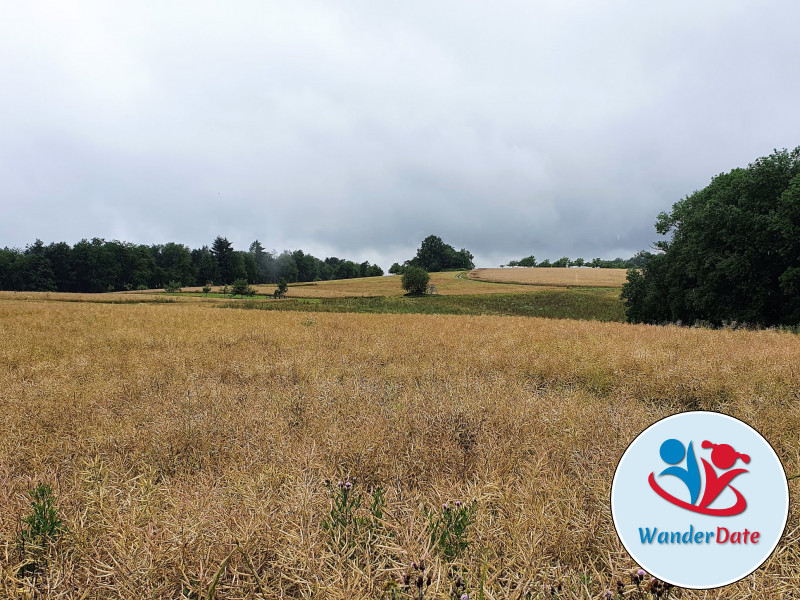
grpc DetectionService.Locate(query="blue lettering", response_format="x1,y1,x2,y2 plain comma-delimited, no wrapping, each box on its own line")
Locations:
639,528,658,543
637,526,722,544
682,525,694,543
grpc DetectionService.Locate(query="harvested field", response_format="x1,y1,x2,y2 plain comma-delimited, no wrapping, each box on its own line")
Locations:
469,268,629,287
175,271,547,298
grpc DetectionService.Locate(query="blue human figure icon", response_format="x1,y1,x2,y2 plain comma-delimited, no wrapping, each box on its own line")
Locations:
658,439,701,505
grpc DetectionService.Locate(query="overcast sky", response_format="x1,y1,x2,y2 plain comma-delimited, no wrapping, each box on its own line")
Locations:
2,1,799,268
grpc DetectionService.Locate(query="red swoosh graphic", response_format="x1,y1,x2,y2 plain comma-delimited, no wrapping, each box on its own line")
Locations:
648,473,747,516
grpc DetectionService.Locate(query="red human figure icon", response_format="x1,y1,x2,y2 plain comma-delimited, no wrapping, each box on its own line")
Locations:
698,441,750,511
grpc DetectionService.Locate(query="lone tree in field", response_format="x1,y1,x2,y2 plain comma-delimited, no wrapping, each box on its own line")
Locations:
402,266,430,295
230,278,256,297
273,277,288,298
622,147,800,327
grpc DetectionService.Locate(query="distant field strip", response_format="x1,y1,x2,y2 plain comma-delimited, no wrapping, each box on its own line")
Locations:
170,271,551,298
276,271,543,298
469,267,629,287
0,282,625,322
229,288,625,321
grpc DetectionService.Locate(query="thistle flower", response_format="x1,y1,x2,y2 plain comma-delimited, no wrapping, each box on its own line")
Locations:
461,594,469,600
456,500,462,508
602,591,613,600
344,481,352,490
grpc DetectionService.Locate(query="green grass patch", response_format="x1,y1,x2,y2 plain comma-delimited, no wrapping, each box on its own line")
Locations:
168,292,240,298
225,288,625,321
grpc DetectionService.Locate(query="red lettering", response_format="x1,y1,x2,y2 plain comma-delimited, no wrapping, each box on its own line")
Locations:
716,527,729,543
715,527,760,544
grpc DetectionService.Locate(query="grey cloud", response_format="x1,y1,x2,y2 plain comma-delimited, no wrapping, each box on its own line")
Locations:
2,0,799,269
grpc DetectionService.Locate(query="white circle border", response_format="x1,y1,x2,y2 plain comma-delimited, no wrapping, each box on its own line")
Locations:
610,410,790,590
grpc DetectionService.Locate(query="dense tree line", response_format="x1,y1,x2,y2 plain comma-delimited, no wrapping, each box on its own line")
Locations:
622,147,800,327
0,236,383,292
504,252,652,269
389,235,475,274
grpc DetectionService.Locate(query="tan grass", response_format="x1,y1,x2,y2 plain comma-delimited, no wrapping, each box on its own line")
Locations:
178,272,549,298
0,290,221,304
1,298,798,598
469,268,628,287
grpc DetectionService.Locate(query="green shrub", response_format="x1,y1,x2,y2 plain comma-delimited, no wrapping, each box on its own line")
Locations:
18,484,63,575
427,500,476,561
273,277,288,299
401,267,430,295
322,479,387,554
230,279,256,297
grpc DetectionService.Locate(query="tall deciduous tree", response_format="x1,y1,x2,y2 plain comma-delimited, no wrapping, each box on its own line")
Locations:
408,235,475,271
193,246,218,285
622,147,800,326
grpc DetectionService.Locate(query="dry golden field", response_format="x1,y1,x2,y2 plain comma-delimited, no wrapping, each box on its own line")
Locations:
0,290,215,304
1,298,799,599
281,272,544,298
469,268,628,288
174,272,550,299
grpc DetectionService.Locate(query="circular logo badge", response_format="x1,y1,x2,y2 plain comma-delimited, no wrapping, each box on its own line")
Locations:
611,411,789,589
